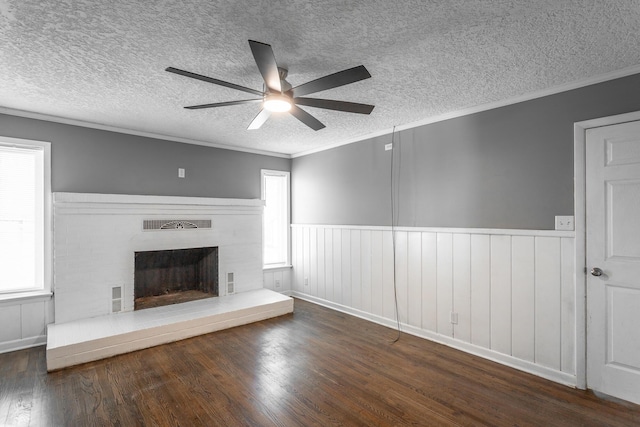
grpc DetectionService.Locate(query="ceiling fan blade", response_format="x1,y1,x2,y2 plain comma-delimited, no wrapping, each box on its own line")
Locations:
289,105,325,131
294,97,374,114
166,67,264,97
185,99,262,110
248,40,282,93
247,109,272,130
292,65,371,97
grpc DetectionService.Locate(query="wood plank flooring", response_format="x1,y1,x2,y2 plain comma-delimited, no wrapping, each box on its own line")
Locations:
2,298,639,426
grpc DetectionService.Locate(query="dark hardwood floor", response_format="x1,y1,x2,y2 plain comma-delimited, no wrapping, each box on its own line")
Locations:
1,298,639,426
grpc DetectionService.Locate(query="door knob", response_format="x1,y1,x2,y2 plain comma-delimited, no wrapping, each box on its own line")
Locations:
591,267,604,277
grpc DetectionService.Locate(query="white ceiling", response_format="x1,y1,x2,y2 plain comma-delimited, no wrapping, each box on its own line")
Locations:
1,1,640,156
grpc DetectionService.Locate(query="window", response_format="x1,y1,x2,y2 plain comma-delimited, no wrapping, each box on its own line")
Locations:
261,170,290,267
0,137,51,295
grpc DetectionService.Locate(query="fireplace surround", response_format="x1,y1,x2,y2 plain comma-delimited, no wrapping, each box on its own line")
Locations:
52,193,264,324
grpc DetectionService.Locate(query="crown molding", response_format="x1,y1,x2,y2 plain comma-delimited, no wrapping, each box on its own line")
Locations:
0,107,292,159
3,63,640,160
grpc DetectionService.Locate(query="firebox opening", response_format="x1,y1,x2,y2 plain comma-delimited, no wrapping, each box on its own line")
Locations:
134,246,218,311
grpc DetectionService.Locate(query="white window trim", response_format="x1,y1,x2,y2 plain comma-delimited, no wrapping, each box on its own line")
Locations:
0,136,52,300
261,169,291,268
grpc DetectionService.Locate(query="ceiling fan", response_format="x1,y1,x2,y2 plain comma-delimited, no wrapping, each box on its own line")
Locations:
166,40,374,131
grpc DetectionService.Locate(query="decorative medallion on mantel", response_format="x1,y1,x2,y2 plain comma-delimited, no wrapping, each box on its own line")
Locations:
142,219,212,231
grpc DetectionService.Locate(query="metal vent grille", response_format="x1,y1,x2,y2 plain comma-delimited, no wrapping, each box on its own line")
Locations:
111,286,122,313
143,219,212,231
227,272,234,294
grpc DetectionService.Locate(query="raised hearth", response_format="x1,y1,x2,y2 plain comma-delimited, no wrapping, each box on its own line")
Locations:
46,289,293,371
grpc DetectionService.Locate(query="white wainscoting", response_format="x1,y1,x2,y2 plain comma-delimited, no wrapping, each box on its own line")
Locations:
263,267,292,293
291,224,577,386
0,294,54,353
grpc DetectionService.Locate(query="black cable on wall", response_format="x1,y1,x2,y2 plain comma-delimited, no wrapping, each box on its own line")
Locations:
389,126,401,343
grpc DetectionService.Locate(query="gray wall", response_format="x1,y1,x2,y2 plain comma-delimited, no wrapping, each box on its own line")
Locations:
292,73,640,229
0,114,290,198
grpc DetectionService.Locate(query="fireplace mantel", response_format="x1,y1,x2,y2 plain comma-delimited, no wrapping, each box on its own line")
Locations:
53,192,264,324
53,192,264,208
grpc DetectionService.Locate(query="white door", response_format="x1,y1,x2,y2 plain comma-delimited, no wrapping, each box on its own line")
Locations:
586,120,640,405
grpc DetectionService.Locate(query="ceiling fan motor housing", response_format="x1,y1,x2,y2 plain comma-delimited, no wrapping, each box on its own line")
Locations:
276,67,292,93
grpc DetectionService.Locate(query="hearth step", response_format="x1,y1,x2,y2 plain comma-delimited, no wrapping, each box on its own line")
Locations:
46,289,293,371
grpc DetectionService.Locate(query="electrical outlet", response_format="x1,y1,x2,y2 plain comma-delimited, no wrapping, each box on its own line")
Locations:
178,168,185,178
555,215,574,231
304,277,309,286
385,143,393,151
450,312,458,325
275,279,281,288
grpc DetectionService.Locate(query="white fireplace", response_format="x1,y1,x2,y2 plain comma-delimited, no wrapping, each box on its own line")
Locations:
52,193,264,324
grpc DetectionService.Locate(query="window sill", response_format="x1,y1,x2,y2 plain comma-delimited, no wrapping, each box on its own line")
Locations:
263,265,293,271
0,290,53,307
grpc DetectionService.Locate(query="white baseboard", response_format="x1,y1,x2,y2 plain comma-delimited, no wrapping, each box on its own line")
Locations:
0,335,47,354
290,291,577,388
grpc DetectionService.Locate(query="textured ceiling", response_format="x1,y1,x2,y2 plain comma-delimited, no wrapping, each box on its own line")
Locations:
1,1,640,156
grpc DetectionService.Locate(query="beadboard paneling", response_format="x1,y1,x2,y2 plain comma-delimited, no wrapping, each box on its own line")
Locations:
535,237,562,370
291,224,577,383
361,230,372,314
437,233,454,337
511,236,536,362
395,231,408,326
317,228,326,300
490,235,512,355
421,233,438,332
371,230,384,317
470,234,491,348
453,233,471,342
0,295,54,354
407,232,422,329
560,238,576,374
263,268,292,293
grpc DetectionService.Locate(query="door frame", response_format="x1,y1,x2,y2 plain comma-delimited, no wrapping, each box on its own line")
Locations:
573,110,640,390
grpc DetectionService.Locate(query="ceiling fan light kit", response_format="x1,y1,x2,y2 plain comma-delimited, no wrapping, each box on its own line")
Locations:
166,40,374,131
263,93,292,112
